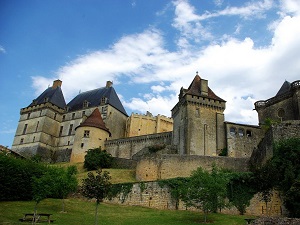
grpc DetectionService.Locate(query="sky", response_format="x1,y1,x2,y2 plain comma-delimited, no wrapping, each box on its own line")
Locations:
1,0,300,148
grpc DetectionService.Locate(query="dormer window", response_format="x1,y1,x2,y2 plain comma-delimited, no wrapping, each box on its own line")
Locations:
44,97,49,102
83,100,89,108
100,97,107,105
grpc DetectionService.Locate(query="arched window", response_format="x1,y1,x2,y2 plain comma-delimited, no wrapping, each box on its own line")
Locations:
238,128,244,137
230,127,236,136
246,130,252,137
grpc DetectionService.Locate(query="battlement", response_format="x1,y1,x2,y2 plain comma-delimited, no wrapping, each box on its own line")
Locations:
20,102,65,114
255,80,300,109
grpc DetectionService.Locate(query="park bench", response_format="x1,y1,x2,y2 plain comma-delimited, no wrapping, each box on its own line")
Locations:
19,213,54,224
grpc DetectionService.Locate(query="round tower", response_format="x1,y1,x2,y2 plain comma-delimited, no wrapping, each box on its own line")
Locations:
70,108,111,163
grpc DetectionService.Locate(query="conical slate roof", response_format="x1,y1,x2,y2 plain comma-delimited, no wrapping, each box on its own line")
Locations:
76,108,111,136
186,75,225,102
276,80,291,96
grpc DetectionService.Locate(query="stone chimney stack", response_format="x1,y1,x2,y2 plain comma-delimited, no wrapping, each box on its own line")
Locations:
200,79,208,96
52,79,62,89
106,81,113,88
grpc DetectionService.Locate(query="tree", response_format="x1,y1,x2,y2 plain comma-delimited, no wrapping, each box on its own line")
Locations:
32,172,52,222
251,138,300,217
181,166,229,223
227,172,256,215
49,166,78,212
81,169,112,225
84,148,113,171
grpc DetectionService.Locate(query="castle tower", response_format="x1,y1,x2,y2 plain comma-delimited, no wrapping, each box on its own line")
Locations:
254,80,300,124
70,108,111,163
11,80,66,159
171,74,226,156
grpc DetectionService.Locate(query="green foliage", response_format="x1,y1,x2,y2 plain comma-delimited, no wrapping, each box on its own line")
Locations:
227,172,256,215
0,154,46,201
148,144,166,153
158,177,189,210
81,169,112,225
252,138,300,217
84,148,113,171
108,182,133,203
81,169,112,203
218,147,228,156
181,165,230,223
261,117,279,132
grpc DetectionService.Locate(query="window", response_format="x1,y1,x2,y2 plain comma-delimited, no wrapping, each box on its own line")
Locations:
84,130,90,138
83,100,89,108
101,97,107,105
67,141,70,146
72,113,75,119
230,127,236,136
22,124,28,135
20,138,24,144
68,124,73,135
59,126,63,136
35,121,39,132
82,111,85,117
33,136,35,142
238,128,244,137
246,130,252,137
81,143,84,148
62,115,65,121
54,113,57,120
27,113,30,119
44,97,49,102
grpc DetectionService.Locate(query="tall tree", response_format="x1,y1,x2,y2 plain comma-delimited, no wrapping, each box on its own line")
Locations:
181,165,229,223
81,169,112,225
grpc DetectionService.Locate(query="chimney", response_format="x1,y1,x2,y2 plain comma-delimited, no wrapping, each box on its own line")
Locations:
52,79,62,89
200,79,208,96
106,81,113,88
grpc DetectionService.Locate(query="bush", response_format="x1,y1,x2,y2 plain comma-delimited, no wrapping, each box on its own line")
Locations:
84,148,113,171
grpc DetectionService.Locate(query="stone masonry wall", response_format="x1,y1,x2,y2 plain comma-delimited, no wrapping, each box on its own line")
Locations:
250,120,300,168
105,132,172,159
135,154,249,181
106,181,284,217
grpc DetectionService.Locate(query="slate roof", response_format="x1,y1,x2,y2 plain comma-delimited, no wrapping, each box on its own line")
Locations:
67,86,128,116
29,86,67,109
186,75,226,102
76,108,111,136
276,80,291,97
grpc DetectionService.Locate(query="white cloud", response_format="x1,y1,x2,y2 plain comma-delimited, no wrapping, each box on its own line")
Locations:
280,0,300,15
0,45,6,53
199,0,274,20
31,0,300,125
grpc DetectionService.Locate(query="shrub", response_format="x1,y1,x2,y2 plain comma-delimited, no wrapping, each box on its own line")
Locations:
84,148,113,171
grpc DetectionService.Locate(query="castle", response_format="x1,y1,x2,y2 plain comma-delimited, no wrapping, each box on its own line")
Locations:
11,74,300,173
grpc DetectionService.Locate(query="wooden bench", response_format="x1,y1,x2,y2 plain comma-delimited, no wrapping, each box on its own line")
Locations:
245,218,255,224
19,213,54,223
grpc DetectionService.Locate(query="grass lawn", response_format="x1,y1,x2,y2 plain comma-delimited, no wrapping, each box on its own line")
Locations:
54,162,137,184
0,198,254,225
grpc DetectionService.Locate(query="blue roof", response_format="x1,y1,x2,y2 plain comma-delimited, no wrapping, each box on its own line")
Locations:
67,86,128,116
29,86,67,109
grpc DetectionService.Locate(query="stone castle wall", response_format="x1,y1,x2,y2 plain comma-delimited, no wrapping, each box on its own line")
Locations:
135,154,249,181
105,132,172,159
250,120,300,168
106,181,284,217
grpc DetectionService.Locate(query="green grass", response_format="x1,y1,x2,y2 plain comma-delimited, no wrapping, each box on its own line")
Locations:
0,198,254,225
54,162,137,184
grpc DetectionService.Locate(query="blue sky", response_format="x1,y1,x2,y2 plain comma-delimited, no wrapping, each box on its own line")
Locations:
1,0,300,148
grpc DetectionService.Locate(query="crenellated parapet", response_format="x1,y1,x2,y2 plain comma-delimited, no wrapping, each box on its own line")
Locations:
255,80,300,109
20,102,65,115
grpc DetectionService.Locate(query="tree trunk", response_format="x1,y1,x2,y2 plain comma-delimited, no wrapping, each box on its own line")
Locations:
62,198,65,212
33,201,38,225
95,201,99,225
